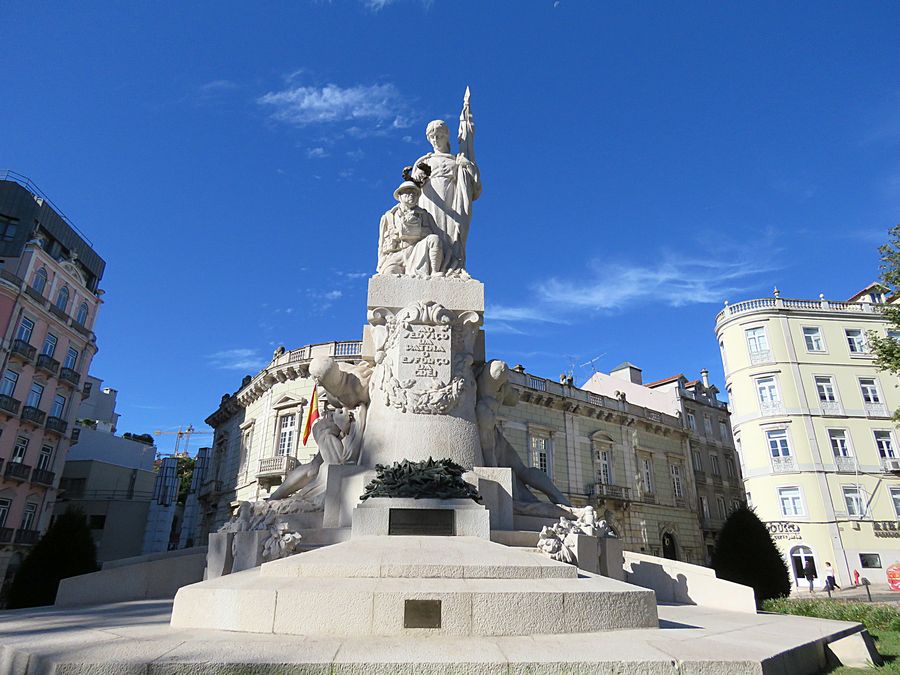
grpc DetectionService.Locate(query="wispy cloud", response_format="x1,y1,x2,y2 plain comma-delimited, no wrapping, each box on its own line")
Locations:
306,146,329,159
492,247,779,324
362,0,433,10
206,348,267,371
258,82,410,131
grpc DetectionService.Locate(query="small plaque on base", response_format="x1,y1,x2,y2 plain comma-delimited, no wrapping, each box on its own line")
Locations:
388,508,454,536
404,599,441,629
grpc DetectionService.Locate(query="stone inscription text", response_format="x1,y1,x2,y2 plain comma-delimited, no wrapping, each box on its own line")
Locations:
397,324,452,382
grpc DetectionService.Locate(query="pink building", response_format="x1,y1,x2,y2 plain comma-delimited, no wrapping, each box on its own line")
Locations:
0,172,105,593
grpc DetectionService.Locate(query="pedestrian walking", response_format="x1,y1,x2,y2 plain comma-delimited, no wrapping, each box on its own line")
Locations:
824,562,840,591
803,559,816,592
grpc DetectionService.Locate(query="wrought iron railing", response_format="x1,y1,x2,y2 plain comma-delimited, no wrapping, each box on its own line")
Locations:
30,467,55,486
13,529,40,545
45,416,67,435
10,339,36,361
0,527,13,544
21,406,46,425
0,394,21,415
36,353,60,375
4,462,31,481
59,367,81,386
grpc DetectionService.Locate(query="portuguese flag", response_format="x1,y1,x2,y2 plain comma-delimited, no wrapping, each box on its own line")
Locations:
302,383,320,445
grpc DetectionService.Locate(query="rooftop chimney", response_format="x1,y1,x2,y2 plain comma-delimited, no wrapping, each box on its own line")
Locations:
700,368,710,388
610,362,642,385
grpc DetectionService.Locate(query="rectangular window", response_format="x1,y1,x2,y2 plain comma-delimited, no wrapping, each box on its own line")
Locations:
860,378,881,404
531,435,550,476
731,499,742,512
845,329,866,354
745,327,769,354
42,333,57,357
26,383,43,408
20,503,36,531
51,394,65,418
716,495,727,519
756,377,780,405
1,369,19,397
0,498,10,527
700,496,710,519
815,376,837,402
874,431,896,459
767,429,791,457
642,457,654,493
719,420,729,441
277,414,296,456
777,486,804,516
890,487,900,518
37,445,53,471
687,412,696,431
12,436,28,462
725,456,736,478
64,347,78,370
860,553,882,569
710,454,721,475
599,450,612,485
692,449,703,472
670,464,683,498
843,485,866,518
829,430,851,457
16,317,34,343
0,217,18,242
703,415,713,436
803,327,825,352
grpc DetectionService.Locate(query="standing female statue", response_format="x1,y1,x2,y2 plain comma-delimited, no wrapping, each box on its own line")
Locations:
408,88,482,272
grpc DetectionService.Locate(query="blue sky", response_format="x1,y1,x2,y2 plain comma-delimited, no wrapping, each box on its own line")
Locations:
2,1,898,454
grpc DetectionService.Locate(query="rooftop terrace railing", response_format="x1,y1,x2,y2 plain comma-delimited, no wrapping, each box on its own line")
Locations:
0,170,94,246
716,295,882,324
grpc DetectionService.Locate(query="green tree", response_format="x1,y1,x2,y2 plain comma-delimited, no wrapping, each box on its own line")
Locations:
176,456,196,505
711,504,791,609
867,224,900,420
6,508,98,608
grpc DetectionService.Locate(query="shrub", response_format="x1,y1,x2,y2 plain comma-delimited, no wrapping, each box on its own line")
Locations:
6,507,98,608
711,504,791,608
762,597,900,632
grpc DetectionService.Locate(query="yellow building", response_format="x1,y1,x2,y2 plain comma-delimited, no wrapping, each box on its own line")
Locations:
716,284,900,589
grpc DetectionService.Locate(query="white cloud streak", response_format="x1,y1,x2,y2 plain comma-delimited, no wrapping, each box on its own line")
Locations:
258,82,407,129
206,348,267,371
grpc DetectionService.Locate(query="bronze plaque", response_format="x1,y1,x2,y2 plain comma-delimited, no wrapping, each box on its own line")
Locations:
404,599,441,629
388,508,454,536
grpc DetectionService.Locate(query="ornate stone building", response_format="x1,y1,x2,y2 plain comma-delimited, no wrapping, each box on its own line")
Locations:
199,342,724,565
0,172,105,592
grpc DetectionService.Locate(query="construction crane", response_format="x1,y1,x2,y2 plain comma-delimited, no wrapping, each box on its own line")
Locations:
153,425,213,457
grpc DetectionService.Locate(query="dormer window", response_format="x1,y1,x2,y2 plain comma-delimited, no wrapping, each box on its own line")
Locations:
55,285,69,311
33,267,47,295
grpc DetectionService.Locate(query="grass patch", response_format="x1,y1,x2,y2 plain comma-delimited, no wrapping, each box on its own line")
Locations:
761,598,900,631
762,598,900,672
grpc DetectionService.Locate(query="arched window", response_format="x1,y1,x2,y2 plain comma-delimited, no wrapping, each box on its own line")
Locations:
33,267,47,295
76,302,88,326
55,286,69,311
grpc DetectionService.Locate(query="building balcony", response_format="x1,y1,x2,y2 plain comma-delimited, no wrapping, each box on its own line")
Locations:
674,496,686,508
24,285,45,304
591,482,632,502
835,456,857,472
81,380,92,399
0,268,24,288
4,461,32,482
864,402,889,418
45,416,67,435
71,427,81,443
48,304,68,322
0,527,13,544
0,394,21,416
771,456,796,473
256,455,300,488
820,401,843,416
14,529,40,546
710,473,723,485
10,339,36,362
749,350,773,365
71,321,91,338
760,402,785,417
35,353,60,376
59,367,81,387
30,467,55,486
641,492,658,505
20,406,46,426
693,469,706,482
881,457,900,474
198,479,223,500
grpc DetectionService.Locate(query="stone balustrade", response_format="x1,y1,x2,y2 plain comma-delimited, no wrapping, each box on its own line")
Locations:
717,294,882,325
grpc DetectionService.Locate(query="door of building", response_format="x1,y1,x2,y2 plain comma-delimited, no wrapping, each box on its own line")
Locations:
790,545,816,586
